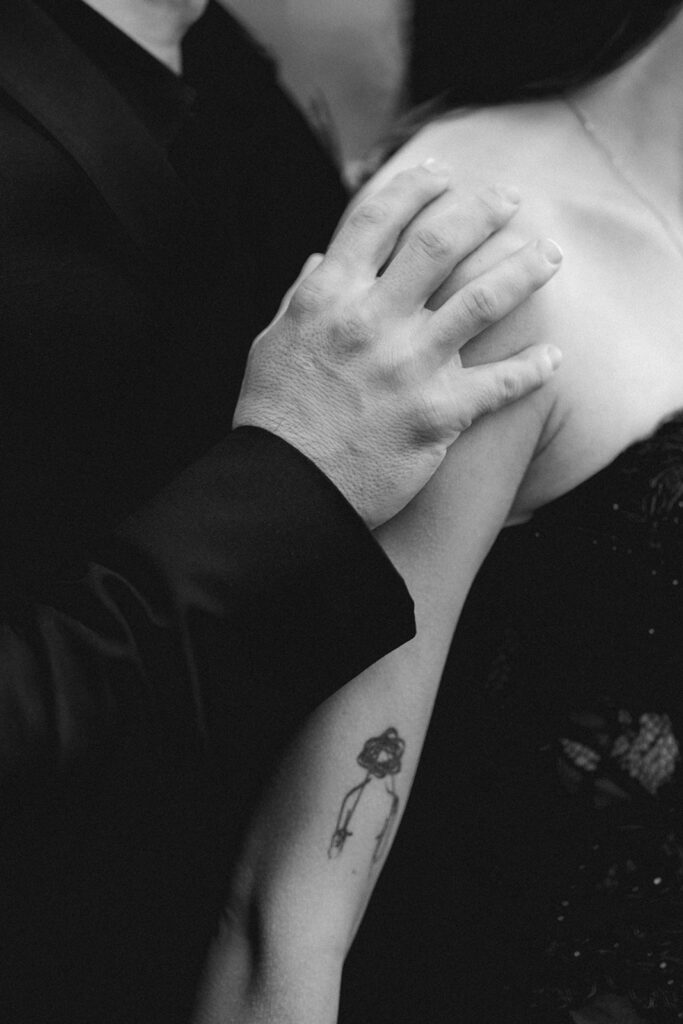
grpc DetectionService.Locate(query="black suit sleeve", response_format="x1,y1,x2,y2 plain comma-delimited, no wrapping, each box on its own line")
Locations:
0,427,415,788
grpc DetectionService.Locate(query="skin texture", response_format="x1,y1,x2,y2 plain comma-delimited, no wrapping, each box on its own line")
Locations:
234,168,562,527
196,11,683,1024
86,2,563,529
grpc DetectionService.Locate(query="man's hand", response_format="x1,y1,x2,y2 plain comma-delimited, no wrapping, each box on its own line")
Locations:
233,163,562,528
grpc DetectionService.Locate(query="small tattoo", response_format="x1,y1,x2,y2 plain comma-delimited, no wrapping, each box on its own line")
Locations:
328,727,405,864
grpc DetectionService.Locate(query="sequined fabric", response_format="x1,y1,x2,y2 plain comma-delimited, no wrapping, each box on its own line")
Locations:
348,418,683,1024
341,420,683,1024
458,418,683,1021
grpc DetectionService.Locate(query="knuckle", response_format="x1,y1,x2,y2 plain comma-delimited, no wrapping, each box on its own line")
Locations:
376,346,416,388
495,369,521,405
350,198,392,232
477,186,510,224
463,366,527,424
398,164,439,192
289,270,332,318
413,223,453,263
335,301,378,350
463,283,499,324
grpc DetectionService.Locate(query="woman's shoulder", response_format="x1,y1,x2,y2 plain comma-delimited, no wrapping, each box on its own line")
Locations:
367,99,683,515
379,99,574,197
373,100,581,300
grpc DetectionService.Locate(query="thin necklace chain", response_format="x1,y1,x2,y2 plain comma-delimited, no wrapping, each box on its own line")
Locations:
564,94,683,262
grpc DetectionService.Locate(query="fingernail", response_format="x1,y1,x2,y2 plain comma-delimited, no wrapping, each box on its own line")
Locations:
536,238,563,265
545,345,563,371
494,184,522,206
421,158,451,177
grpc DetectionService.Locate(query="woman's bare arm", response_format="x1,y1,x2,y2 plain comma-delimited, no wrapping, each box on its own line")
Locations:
193,229,563,1024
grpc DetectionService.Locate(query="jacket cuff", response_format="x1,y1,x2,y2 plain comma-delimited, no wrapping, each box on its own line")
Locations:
114,426,415,706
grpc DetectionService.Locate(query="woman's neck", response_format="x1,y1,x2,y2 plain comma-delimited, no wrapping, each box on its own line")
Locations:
82,0,209,73
569,10,683,225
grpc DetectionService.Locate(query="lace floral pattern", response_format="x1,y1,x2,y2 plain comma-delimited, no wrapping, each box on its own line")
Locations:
533,702,682,1019
524,418,683,1020
559,709,679,802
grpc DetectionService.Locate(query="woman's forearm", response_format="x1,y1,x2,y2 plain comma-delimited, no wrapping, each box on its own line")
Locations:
236,625,452,942
192,479,479,1023
194,360,548,1023
193,653,452,1024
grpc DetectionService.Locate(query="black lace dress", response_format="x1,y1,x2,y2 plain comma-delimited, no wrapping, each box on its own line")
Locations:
342,419,683,1024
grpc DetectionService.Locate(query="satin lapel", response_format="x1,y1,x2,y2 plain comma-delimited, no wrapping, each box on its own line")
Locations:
0,0,222,293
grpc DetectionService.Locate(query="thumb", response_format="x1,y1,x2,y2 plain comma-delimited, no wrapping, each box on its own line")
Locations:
464,343,562,422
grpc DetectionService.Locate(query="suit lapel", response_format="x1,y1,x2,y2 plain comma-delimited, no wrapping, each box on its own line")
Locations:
0,0,222,293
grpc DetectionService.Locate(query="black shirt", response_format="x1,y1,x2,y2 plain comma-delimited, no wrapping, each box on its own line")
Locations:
0,5,406,1023
34,0,345,328
3,0,348,579
35,0,197,146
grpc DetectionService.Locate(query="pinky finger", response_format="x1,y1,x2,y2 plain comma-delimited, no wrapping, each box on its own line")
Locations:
450,343,563,430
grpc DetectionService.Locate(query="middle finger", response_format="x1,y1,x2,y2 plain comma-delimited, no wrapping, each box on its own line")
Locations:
375,183,522,314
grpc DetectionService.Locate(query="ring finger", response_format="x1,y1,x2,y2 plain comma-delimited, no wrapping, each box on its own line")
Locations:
376,184,522,314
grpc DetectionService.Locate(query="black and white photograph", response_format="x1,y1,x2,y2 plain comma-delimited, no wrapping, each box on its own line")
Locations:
1,2,682,1022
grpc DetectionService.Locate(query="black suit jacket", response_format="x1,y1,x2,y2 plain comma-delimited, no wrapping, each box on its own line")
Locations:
0,3,414,1020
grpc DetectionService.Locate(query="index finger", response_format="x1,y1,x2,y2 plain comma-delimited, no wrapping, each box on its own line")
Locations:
325,163,451,275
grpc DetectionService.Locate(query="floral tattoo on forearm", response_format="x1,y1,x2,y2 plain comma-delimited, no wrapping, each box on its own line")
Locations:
328,727,405,864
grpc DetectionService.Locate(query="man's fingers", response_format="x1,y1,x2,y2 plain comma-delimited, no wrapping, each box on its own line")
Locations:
448,343,563,431
325,163,451,274
429,237,563,352
271,253,325,324
376,184,522,312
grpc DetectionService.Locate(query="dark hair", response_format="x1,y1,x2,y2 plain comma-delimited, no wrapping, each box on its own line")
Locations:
410,0,683,106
